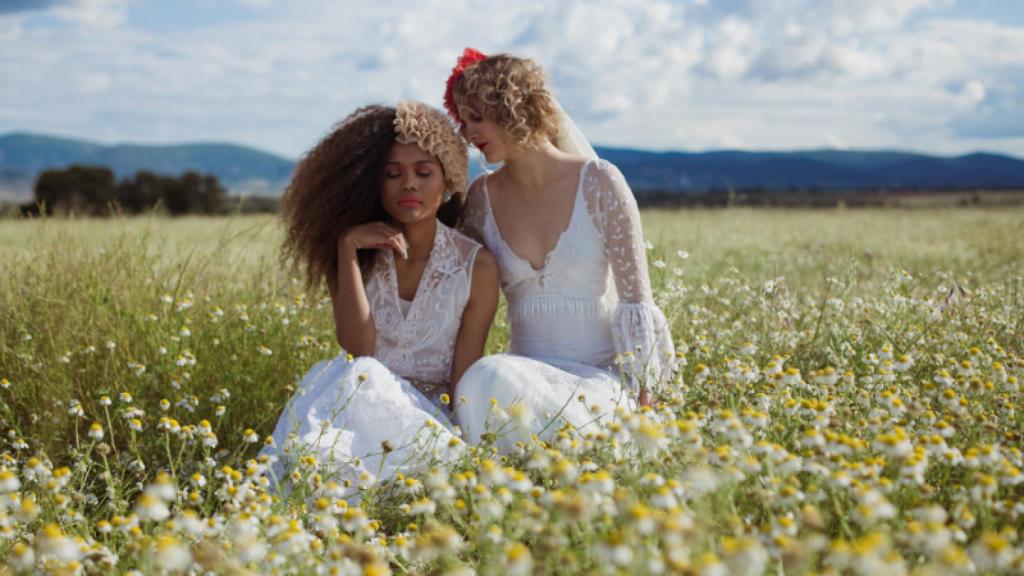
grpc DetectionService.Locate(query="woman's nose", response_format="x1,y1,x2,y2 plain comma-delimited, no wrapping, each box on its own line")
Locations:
401,171,417,190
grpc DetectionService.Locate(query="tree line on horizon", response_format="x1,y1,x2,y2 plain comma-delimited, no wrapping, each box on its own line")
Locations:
8,163,1022,217
25,165,238,216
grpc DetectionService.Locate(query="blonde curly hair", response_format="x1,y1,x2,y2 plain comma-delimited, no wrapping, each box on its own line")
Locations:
394,101,469,197
451,53,561,148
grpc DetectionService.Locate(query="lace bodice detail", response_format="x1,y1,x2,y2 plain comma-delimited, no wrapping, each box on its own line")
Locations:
364,223,481,395
461,159,675,392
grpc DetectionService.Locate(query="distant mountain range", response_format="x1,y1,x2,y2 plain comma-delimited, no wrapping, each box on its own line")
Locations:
2,131,1024,201
598,148,1024,193
0,132,294,201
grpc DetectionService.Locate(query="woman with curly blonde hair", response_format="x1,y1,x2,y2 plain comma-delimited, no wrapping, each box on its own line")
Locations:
262,101,498,494
444,49,676,452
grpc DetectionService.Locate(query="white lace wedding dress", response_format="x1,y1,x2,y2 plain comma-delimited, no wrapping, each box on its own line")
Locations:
261,223,481,490
454,158,675,451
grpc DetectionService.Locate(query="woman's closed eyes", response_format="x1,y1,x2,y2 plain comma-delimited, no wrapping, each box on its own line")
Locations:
385,165,436,179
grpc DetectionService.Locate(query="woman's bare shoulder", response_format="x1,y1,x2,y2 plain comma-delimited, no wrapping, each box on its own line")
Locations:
561,154,590,171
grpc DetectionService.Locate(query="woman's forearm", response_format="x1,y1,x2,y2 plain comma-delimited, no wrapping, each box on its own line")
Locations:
332,242,376,355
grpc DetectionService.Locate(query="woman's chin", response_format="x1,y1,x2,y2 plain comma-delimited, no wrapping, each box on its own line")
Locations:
386,209,432,226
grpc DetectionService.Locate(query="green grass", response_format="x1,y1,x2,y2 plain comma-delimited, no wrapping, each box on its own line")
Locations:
641,207,1023,284
0,208,1022,574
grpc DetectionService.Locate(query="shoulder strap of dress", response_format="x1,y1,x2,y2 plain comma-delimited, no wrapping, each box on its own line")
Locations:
442,223,483,287
465,242,482,293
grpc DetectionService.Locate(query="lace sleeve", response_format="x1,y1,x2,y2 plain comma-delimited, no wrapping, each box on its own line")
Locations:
458,174,488,244
585,160,676,393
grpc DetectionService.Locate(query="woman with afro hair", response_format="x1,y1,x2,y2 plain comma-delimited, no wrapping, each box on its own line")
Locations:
261,101,498,495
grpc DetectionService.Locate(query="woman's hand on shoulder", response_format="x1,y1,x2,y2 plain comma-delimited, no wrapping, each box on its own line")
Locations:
338,222,408,259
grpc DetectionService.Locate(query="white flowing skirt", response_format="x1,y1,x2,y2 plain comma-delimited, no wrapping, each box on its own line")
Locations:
453,353,632,453
260,356,459,493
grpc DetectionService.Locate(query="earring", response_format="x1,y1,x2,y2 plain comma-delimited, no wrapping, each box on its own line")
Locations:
442,190,453,203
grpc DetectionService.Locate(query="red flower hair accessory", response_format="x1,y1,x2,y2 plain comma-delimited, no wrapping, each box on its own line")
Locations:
444,47,488,122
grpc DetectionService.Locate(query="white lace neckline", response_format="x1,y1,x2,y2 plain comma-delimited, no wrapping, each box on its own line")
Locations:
366,223,483,387
382,223,443,324
482,159,593,274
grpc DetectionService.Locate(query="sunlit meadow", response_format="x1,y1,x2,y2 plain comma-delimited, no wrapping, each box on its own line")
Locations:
1,208,1022,574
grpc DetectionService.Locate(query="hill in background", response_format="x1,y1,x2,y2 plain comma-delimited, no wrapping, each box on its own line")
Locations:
3,131,1024,202
597,148,1024,194
0,133,293,201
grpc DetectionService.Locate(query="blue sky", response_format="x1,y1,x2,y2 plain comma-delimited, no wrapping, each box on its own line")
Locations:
2,0,1023,159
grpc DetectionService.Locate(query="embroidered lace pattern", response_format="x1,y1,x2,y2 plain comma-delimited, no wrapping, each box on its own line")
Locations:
364,223,481,396
460,159,675,391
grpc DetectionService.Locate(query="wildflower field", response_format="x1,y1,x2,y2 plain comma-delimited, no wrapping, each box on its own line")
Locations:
0,208,1022,575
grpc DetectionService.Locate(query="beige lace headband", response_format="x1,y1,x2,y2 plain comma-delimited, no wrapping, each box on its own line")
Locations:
394,101,469,199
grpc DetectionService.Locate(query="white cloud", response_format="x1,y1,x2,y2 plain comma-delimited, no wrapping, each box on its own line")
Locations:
816,0,952,33
952,71,1024,139
72,71,111,93
827,133,850,150
233,0,276,8
0,0,1022,158
703,17,754,79
0,16,23,41
51,0,132,29
961,80,986,106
